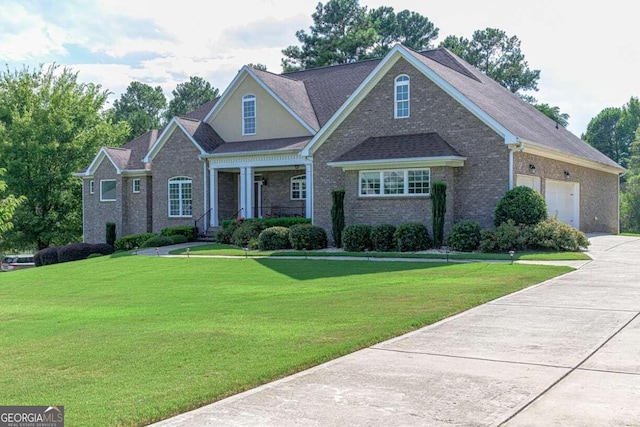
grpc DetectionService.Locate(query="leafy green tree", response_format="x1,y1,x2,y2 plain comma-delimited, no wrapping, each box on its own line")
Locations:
112,81,166,139
247,63,268,71
439,28,540,96
582,97,640,168
621,127,640,232
0,64,129,250
0,168,24,238
281,0,438,71
369,7,439,57
534,103,570,127
164,76,219,122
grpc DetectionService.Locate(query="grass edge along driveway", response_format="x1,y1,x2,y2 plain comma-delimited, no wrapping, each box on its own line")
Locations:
0,255,572,426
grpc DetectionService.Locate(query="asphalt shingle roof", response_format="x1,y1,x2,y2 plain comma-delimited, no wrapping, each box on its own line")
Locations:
210,136,311,155
332,133,463,163
175,117,225,153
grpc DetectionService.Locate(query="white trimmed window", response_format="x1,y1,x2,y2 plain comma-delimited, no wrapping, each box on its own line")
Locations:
359,169,430,197
168,177,193,217
395,75,410,118
242,94,256,135
132,179,141,193
290,174,306,200
100,179,116,201
89,180,95,194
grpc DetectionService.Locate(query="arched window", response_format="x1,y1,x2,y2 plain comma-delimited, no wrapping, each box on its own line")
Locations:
395,75,410,118
290,174,306,200
242,94,256,135
168,177,193,217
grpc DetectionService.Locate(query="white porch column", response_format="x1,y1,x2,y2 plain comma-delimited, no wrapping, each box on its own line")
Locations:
305,162,313,220
239,166,254,219
209,167,218,227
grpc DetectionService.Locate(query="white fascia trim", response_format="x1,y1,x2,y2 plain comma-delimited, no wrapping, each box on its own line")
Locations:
520,139,626,175
301,45,517,157
121,169,151,177
143,119,206,163
203,69,249,123
327,156,466,171
201,148,300,160
207,154,310,169
84,147,122,175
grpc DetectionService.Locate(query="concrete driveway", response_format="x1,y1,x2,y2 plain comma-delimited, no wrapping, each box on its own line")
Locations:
149,234,640,427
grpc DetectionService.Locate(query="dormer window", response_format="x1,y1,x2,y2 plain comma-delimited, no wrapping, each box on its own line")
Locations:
395,75,410,119
242,94,256,135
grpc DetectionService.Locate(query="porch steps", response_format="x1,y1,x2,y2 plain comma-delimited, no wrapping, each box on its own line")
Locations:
197,226,221,242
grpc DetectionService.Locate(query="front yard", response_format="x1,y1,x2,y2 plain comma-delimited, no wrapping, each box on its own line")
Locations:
0,255,571,426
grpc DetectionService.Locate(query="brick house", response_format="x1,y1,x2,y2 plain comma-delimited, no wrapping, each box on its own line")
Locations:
76,45,625,244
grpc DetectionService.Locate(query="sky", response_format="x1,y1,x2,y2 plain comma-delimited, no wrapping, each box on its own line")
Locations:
1,0,637,137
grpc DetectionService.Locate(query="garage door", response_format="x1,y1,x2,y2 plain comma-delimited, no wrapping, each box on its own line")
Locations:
545,179,579,228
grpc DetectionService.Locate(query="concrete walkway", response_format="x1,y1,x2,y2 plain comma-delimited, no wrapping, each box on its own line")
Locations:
149,234,640,426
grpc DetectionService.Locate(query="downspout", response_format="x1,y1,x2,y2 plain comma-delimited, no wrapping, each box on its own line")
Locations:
202,159,207,231
508,141,525,190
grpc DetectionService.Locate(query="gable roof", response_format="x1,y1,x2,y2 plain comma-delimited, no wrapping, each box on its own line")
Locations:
297,44,623,174
76,129,157,176
207,136,311,157
143,117,225,162
183,98,219,121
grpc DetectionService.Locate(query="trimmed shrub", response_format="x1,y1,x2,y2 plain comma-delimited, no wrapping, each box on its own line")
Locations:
530,217,590,251
221,217,310,230
35,247,59,266
248,238,260,251
160,225,197,242
494,186,547,227
371,224,397,252
168,234,189,245
394,223,432,252
115,233,157,251
431,181,447,248
216,221,238,244
331,189,345,248
88,243,115,256
447,221,481,252
141,235,174,248
289,224,328,250
258,226,291,250
58,243,92,263
106,222,116,246
479,220,532,252
231,221,267,248
342,224,373,252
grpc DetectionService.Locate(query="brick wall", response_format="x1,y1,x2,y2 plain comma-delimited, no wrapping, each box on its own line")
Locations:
83,160,121,243
151,131,205,232
260,170,306,216
312,58,508,243
514,152,619,233
122,175,152,236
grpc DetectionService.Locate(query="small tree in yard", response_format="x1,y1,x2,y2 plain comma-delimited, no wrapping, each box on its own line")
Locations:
331,189,345,247
106,222,116,246
431,181,447,248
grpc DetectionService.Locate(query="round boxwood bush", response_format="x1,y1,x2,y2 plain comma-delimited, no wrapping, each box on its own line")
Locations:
494,186,547,227
447,221,481,252
394,222,432,252
141,235,174,248
342,224,373,252
289,224,328,250
530,217,590,251
479,220,532,252
168,234,189,245
258,226,291,250
231,221,267,248
371,224,396,252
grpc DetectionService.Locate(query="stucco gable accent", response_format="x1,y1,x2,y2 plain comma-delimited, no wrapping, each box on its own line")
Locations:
300,44,517,157
143,118,206,163
203,66,317,135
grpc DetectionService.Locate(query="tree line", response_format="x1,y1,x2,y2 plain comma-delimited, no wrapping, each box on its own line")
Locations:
0,0,637,251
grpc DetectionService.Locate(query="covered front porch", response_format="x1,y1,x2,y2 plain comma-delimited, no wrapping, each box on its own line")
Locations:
207,157,313,227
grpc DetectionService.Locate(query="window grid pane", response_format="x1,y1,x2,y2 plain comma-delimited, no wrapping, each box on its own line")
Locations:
101,180,116,201
383,171,404,194
408,170,430,194
290,175,306,200
360,172,381,195
395,76,409,118
243,96,256,134
169,179,193,216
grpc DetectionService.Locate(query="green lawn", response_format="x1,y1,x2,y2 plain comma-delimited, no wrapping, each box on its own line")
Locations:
0,255,572,426
170,243,591,261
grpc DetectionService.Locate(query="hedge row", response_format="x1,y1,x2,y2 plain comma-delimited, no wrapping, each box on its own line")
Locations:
34,243,114,267
342,223,432,252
